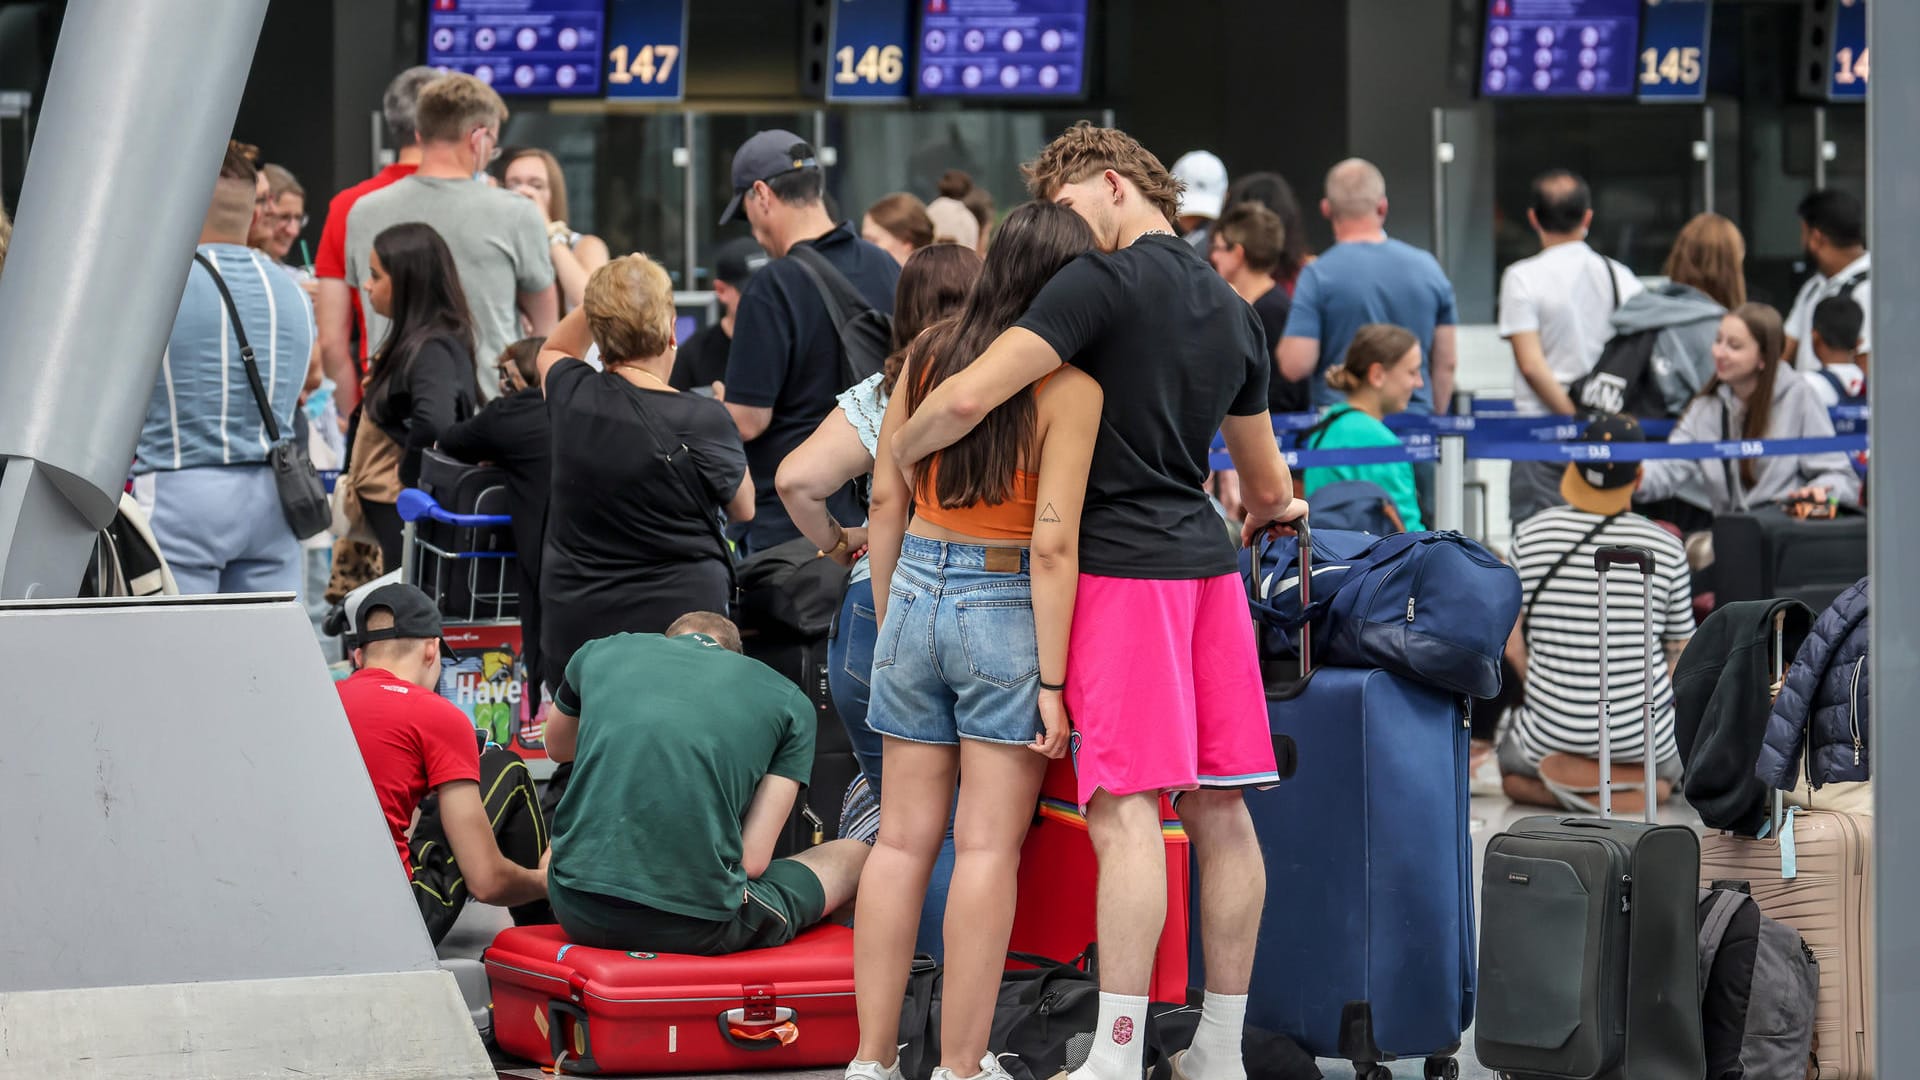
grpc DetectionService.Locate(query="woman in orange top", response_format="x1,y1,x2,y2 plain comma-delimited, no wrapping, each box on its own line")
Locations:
847,202,1104,1080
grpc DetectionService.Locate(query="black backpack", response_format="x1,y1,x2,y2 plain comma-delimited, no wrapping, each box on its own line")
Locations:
787,242,893,389
1569,326,1671,418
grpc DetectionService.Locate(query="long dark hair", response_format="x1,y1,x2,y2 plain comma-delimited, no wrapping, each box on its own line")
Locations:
906,201,1094,507
1700,302,1786,489
883,243,982,396
367,223,478,426
1225,171,1312,284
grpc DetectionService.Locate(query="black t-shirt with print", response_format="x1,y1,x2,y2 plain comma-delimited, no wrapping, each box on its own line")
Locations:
1015,234,1269,579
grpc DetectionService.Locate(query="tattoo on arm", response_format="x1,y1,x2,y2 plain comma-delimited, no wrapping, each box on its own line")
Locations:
1037,502,1061,524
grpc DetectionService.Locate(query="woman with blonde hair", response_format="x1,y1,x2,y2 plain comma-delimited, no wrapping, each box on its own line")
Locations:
534,255,753,678
1300,323,1426,530
503,147,610,312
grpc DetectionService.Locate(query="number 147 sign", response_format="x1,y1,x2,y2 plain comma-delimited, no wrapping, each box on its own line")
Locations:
606,0,687,102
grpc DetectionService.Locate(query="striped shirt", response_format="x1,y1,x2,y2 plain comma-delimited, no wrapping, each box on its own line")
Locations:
1510,507,1694,766
135,244,314,474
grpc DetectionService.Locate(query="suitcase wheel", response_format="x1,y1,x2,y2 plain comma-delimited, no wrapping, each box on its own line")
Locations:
1422,1057,1459,1080
1355,1066,1391,1080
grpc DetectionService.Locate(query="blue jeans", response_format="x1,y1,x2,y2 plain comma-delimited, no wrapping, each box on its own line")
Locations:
830,575,955,959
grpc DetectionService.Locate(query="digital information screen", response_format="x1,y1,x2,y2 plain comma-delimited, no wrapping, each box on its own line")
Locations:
426,0,603,97
1481,0,1640,98
916,0,1088,99
604,0,687,101
1828,0,1867,102
1636,0,1710,103
829,0,914,102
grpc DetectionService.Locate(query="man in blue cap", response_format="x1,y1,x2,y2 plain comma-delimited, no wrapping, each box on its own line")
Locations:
717,129,899,553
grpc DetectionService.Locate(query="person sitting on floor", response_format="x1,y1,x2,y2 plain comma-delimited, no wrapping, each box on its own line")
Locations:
541,611,868,954
337,581,550,943
1501,415,1695,815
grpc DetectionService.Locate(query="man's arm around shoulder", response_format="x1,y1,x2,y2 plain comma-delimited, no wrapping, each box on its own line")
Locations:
893,327,1061,467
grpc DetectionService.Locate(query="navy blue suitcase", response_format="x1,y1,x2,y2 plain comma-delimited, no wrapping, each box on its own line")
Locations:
1196,524,1476,1080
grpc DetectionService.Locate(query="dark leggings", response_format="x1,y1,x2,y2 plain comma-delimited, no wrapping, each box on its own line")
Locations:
362,498,405,573
410,747,552,943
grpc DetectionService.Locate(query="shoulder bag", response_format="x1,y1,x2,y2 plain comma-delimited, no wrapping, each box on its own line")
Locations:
611,376,738,610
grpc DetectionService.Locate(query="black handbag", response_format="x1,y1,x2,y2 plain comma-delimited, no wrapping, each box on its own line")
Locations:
192,253,332,540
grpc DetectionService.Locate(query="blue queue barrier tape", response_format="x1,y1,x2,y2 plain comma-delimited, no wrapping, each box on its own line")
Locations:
1264,407,1862,441
1468,434,1868,463
1209,432,1868,472
320,468,339,493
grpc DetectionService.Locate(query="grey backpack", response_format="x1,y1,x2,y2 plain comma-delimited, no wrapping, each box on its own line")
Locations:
1697,885,1821,1079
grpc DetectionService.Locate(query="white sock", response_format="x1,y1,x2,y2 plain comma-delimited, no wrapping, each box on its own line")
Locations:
1069,992,1149,1080
1179,991,1247,1080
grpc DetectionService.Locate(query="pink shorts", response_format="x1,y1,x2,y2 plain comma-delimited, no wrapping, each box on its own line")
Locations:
1063,572,1277,807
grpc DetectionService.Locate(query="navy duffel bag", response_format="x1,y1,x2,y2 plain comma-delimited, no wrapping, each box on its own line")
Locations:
1246,529,1521,699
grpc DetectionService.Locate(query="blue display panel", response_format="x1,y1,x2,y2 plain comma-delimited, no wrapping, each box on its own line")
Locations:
916,0,1088,99
426,0,603,97
1637,0,1710,103
1829,0,1867,102
829,0,914,102
605,0,687,102
1481,0,1640,98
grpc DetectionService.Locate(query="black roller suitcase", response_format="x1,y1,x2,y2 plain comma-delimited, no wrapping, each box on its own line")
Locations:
1711,506,1866,613
746,635,861,853
415,448,517,619
1476,545,1706,1080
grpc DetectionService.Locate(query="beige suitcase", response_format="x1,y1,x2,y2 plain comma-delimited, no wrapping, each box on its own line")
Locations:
1699,808,1873,1079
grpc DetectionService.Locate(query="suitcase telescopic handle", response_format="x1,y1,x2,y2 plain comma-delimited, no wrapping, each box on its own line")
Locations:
1594,543,1659,824
1250,517,1313,671
1593,544,1654,574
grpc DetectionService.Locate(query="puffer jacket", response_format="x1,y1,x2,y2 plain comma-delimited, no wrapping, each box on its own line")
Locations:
1757,577,1871,789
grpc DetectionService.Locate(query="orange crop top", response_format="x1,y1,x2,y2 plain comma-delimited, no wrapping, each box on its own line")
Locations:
911,372,1055,542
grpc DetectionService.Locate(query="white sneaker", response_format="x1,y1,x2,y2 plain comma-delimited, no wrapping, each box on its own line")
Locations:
932,1053,1016,1080
846,1059,905,1080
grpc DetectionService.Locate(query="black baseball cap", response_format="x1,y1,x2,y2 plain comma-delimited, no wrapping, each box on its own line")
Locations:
352,583,445,647
718,129,819,226
1560,413,1644,515
713,237,769,288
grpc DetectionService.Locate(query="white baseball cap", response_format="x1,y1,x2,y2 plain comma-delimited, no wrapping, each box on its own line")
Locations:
1172,150,1228,221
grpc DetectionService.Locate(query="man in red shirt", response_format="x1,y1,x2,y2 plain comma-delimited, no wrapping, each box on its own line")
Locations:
338,582,549,943
314,66,439,415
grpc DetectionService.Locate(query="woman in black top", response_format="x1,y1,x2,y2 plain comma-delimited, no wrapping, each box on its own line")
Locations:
353,222,482,568
535,254,753,680
440,337,553,684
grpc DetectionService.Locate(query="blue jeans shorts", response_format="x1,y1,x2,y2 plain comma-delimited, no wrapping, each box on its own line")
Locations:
868,534,1042,747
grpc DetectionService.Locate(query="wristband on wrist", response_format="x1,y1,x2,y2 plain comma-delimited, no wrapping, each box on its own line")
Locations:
1039,678,1066,692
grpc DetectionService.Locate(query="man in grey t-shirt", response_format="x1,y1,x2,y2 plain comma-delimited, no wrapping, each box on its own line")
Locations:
345,73,556,397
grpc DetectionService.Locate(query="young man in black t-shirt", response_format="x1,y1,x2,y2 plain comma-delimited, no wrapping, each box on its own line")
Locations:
894,123,1307,1080
717,130,899,553
672,236,767,394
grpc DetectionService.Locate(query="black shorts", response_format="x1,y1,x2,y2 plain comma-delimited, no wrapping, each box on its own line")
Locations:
548,860,827,956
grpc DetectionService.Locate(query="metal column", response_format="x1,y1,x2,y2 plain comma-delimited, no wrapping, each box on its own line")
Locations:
0,0,269,599
1872,1,1919,1072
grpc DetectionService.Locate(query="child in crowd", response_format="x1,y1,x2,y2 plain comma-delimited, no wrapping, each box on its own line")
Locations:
1804,295,1867,407
1301,323,1427,530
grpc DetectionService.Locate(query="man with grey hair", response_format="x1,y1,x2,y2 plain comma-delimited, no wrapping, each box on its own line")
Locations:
313,66,440,415
1279,158,1459,417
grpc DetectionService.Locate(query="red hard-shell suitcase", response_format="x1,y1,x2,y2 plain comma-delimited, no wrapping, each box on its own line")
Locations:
485,923,859,1075
1009,759,1191,1001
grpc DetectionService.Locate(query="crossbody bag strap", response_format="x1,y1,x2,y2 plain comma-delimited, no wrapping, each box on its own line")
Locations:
1304,405,1354,450
192,252,281,444
612,376,738,595
1719,398,1745,510
1598,249,1621,311
1523,512,1622,631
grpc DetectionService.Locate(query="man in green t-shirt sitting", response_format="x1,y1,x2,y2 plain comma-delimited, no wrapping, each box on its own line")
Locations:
542,611,869,955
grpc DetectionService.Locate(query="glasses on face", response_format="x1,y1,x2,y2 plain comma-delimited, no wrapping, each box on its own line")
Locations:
475,127,502,164
268,213,310,230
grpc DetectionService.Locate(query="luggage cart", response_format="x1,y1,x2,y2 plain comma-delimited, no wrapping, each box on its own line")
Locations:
395,488,552,776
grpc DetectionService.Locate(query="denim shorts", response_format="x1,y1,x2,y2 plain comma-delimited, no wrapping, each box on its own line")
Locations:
867,534,1042,747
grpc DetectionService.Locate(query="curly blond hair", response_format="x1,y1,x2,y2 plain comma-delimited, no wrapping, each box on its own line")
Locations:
585,254,675,362
1022,121,1183,224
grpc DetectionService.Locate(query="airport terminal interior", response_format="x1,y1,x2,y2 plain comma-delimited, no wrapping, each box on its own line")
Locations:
0,1,1906,1079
